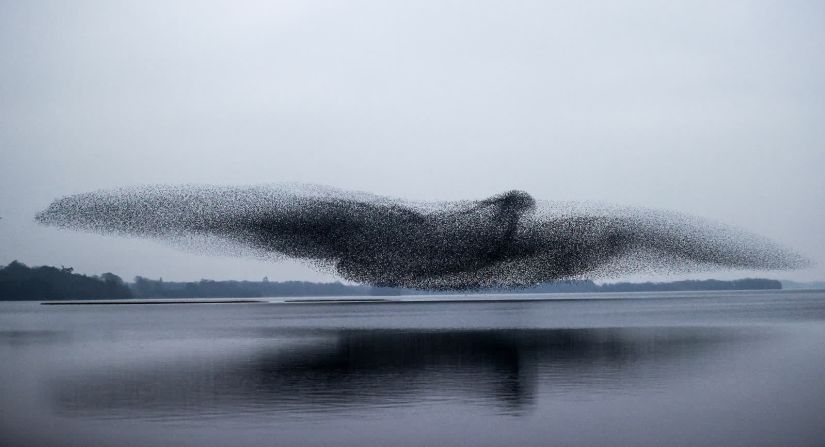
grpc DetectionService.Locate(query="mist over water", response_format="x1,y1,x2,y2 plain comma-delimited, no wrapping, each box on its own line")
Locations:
2,290,825,447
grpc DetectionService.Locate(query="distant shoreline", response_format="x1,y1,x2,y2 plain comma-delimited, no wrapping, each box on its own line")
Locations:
41,299,263,305
36,289,825,306
5,260,821,302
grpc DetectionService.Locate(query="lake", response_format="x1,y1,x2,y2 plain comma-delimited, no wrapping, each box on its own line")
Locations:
2,290,825,447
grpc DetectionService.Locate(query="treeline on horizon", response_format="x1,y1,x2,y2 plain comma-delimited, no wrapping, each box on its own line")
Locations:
0,260,783,301
0,261,131,300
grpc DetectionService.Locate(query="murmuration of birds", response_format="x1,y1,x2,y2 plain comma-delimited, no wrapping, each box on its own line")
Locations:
36,184,809,290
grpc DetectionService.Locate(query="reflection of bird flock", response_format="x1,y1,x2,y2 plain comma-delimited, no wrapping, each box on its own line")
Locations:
52,327,738,416
36,184,808,290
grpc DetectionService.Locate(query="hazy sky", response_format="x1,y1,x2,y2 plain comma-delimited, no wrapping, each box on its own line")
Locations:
1,0,823,283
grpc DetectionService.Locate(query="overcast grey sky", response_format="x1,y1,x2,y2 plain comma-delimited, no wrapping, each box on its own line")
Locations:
1,0,823,283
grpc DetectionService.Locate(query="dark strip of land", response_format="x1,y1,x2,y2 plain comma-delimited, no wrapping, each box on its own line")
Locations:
2,260,792,302
41,299,263,305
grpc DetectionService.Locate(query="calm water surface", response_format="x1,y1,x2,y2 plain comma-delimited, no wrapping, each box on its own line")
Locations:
2,290,825,447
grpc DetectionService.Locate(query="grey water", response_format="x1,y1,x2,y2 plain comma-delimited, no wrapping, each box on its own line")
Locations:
2,290,825,447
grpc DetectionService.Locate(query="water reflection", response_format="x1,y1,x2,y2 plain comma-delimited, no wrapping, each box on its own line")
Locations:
0,330,64,345
50,327,746,419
